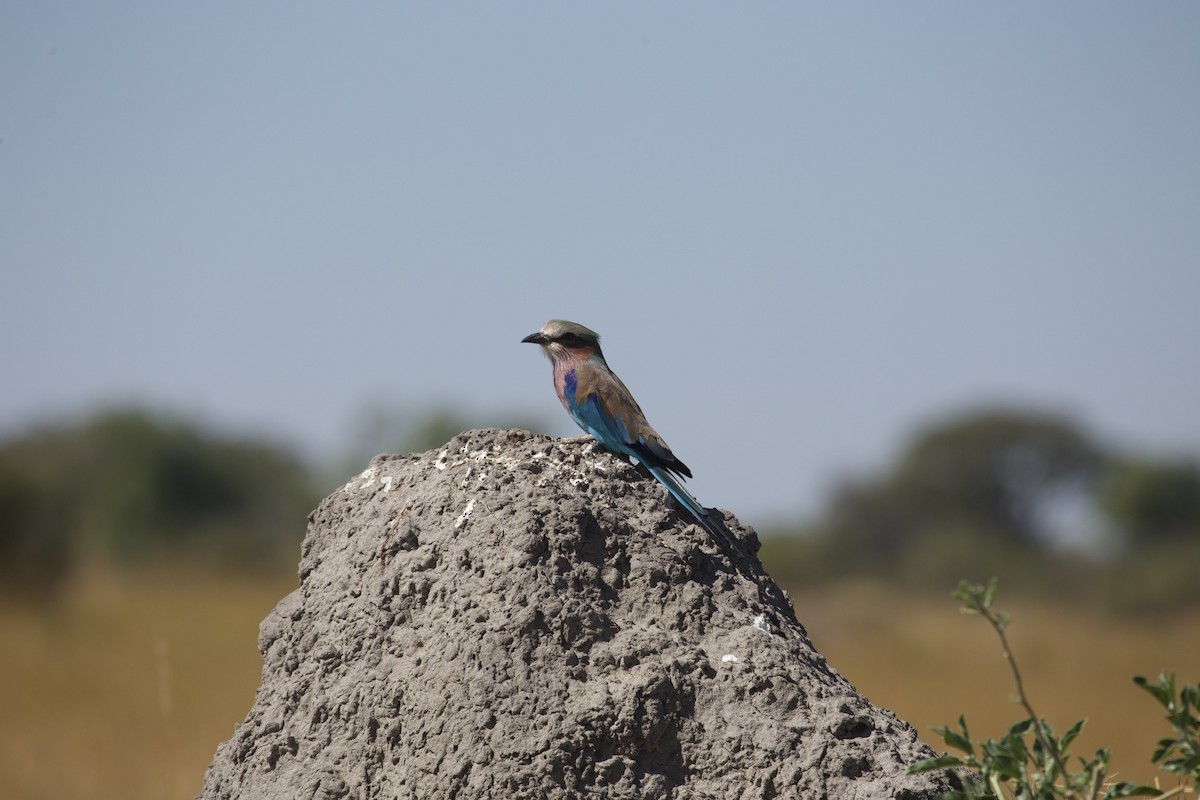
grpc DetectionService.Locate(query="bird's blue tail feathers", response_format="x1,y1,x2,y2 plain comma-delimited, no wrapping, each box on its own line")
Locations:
645,464,740,552
646,464,707,520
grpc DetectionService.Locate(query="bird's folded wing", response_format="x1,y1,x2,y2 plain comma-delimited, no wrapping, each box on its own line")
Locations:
572,364,691,479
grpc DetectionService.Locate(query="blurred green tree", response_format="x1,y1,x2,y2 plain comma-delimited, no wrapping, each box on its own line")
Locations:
786,409,1109,592
885,409,1104,544
75,409,318,563
0,455,74,597
1102,458,1200,547
0,408,320,597
823,408,1105,562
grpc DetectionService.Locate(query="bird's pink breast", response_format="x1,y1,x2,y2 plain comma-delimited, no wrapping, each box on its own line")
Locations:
550,348,592,411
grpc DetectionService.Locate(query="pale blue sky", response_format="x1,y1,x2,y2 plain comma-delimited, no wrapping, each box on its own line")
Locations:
3,3,1198,523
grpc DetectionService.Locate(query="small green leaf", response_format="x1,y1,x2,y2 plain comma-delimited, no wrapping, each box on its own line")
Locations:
1007,718,1033,737
1100,781,1167,799
906,755,965,775
983,577,999,608
1060,717,1086,748
1133,674,1172,707
951,580,977,608
941,729,974,756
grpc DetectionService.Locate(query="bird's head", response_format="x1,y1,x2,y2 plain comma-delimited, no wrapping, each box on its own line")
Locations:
521,319,603,362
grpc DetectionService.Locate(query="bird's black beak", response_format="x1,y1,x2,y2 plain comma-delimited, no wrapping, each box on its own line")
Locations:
521,332,548,345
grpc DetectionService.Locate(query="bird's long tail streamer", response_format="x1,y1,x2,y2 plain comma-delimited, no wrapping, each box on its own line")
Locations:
646,464,740,552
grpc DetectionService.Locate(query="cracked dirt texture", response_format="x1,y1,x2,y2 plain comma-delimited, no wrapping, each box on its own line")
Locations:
197,428,957,800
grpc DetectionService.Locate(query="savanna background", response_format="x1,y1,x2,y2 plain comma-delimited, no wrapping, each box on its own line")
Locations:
3,406,1198,799
3,4,1198,799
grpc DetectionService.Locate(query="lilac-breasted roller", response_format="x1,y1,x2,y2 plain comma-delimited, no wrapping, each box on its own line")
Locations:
523,319,729,545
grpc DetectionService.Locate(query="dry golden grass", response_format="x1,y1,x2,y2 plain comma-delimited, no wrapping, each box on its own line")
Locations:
0,566,297,800
1,568,1195,798
790,580,1200,791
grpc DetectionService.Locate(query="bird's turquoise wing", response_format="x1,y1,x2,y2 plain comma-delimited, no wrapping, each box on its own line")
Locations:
563,366,632,448
566,363,692,479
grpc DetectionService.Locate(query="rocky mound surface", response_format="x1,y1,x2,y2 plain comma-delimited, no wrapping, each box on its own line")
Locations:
197,428,956,799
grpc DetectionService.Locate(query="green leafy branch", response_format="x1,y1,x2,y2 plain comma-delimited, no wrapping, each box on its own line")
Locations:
908,578,1199,800
1134,673,1200,785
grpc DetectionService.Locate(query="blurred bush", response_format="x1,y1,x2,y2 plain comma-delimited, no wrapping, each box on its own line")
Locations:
0,408,320,598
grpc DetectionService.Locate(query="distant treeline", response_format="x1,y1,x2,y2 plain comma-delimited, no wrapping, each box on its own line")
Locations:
0,406,540,599
2,405,1198,609
762,408,1200,612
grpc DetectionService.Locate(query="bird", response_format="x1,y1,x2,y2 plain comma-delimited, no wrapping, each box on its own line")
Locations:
522,319,731,547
